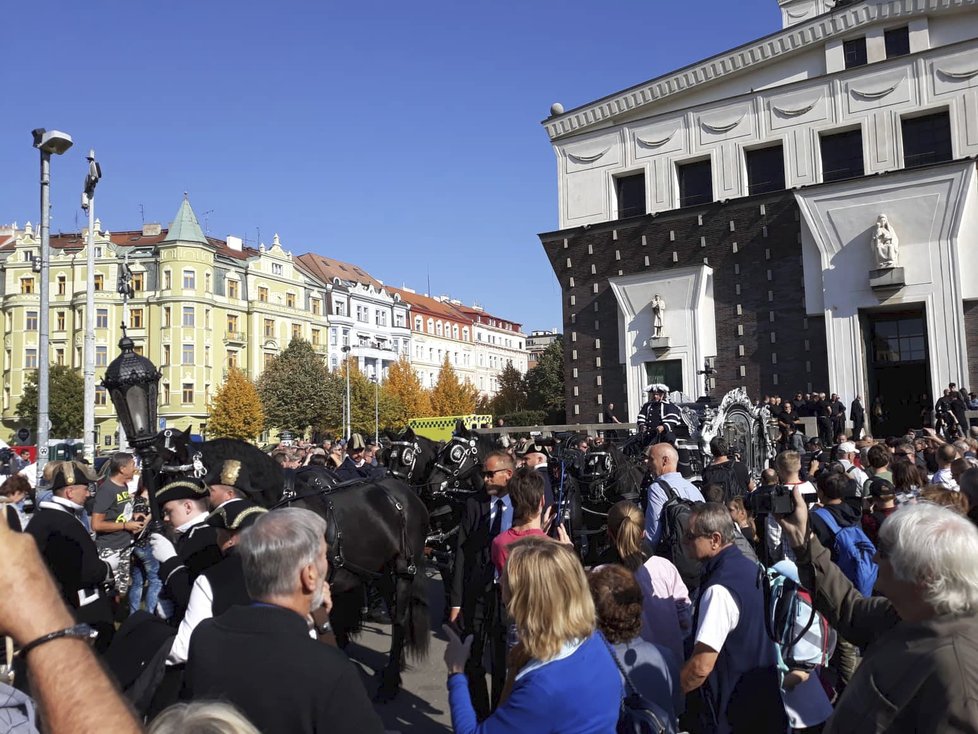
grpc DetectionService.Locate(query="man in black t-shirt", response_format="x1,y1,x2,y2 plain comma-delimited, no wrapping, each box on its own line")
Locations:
700,436,753,501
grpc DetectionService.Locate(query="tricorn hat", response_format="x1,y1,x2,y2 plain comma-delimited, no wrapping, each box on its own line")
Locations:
645,383,669,394
157,477,208,505
49,460,98,493
206,459,257,499
205,498,267,532
515,439,550,458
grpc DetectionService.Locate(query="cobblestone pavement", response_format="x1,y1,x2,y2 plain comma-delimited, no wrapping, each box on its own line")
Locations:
349,564,453,732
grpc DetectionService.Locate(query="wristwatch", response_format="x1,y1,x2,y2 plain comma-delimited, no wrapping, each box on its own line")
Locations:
17,624,98,658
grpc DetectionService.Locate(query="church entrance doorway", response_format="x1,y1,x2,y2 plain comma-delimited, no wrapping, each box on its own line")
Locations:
863,308,931,437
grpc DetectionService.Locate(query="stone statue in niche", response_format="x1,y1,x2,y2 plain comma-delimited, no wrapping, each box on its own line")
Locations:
872,214,899,269
651,294,665,338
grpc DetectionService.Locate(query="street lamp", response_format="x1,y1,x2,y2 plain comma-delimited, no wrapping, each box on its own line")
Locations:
370,374,379,445
341,345,352,438
81,149,102,464
31,128,73,484
103,331,163,524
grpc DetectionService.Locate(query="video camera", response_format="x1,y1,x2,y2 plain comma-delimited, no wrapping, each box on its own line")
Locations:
747,485,796,516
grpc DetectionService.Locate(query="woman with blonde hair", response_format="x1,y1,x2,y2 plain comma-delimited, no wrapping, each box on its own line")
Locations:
607,501,690,664
444,536,621,732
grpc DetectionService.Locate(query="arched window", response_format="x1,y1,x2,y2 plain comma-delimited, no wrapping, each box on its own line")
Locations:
426,318,434,333
435,321,443,337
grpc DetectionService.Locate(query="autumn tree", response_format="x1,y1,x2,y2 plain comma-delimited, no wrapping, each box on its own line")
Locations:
257,338,331,437
207,367,265,441
19,365,84,438
525,337,565,423
383,356,432,427
430,354,479,415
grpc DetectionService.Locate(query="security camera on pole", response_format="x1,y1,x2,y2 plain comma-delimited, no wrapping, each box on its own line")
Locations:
81,150,102,464
31,128,73,485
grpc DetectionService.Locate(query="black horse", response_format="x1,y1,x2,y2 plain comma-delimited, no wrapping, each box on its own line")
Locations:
149,429,430,701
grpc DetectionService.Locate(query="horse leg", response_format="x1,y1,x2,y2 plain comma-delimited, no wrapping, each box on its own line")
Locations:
376,572,410,702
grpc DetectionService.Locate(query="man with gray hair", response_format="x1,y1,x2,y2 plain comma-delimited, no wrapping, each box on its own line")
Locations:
778,488,978,731
679,502,786,733
181,508,382,734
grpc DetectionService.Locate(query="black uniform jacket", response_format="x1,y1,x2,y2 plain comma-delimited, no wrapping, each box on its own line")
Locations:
182,603,383,734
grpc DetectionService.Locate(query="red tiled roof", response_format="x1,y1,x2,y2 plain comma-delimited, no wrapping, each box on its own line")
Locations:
388,288,474,323
296,253,381,288
454,304,523,332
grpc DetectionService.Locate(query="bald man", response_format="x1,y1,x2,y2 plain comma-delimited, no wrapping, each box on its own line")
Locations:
643,443,704,548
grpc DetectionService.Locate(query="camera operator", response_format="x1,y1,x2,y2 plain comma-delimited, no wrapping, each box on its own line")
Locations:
762,452,817,564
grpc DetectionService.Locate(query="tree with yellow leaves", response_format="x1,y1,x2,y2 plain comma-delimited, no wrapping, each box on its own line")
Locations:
208,366,265,441
430,354,479,415
383,356,432,426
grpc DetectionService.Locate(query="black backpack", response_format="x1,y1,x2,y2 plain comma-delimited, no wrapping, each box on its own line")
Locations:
700,461,746,502
602,636,674,734
653,479,702,590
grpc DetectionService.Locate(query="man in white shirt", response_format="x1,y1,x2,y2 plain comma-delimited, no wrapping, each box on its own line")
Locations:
835,441,869,489
932,444,960,490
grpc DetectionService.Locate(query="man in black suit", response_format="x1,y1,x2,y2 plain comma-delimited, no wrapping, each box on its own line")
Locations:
449,449,514,719
182,507,382,734
850,395,865,439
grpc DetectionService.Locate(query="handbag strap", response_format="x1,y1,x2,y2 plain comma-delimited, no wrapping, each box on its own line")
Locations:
601,635,641,699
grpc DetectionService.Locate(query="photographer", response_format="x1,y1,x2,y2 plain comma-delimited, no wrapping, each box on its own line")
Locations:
762,452,816,564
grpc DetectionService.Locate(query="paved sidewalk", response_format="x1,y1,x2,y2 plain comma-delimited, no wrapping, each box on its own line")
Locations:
349,564,453,732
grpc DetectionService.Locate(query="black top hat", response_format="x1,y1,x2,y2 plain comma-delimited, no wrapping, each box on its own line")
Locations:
157,477,208,505
206,459,257,499
49,461,98,493
205,498,267,532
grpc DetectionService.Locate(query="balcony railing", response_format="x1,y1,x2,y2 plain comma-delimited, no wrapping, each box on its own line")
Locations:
312,344,329,354
224,330,247,344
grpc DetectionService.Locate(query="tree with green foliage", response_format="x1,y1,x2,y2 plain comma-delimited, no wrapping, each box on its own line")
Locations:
491,361,527,415
525,337,565,423
18,365,85,438
257,338,331,437
207,367,265,441
430,354,478,415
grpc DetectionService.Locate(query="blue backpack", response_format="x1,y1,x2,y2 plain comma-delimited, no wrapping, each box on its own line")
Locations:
813,508,878,596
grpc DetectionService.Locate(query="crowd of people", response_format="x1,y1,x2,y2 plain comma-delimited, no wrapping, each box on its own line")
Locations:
2,388,978,733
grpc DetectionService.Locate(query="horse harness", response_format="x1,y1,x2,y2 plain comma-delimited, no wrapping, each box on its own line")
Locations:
274,477,418,585
433,435,480,493
158,428,207,478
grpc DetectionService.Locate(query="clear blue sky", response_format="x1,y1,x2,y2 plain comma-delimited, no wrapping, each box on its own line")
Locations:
1,0,779,333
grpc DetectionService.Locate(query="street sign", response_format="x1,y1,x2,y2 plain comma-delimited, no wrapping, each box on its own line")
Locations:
159,418,167,431
15,427,31,444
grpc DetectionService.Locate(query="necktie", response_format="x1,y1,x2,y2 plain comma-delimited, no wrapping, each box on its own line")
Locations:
489,498,504,538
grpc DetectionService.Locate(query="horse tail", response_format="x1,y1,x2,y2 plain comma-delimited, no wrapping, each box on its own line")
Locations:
403,563,430,660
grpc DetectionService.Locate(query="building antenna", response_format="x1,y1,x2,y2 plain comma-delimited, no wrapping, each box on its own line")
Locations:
426,266,431,298
139,204,145,225
201,209,214,235
256,226,261,247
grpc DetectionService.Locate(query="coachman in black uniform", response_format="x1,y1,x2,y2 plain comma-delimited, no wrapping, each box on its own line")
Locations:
636,383,683,447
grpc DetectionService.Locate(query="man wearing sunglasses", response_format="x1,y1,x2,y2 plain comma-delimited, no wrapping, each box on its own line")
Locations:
449,450,514,718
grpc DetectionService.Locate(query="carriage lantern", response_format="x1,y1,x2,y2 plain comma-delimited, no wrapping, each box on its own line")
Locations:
102,332,162,450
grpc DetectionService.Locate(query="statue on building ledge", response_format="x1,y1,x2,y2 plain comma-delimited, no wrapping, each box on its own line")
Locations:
651,294,665,338
872,214,899,269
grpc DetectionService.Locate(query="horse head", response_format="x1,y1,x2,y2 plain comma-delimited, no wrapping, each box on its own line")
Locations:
430,425,487,496
146,426,209,480
386,427,440,490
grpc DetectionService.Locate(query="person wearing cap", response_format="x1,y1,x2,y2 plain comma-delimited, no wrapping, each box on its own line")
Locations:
206,459,259,510
182,508,383,734
834,441,870,491
636,384,682,447
167,499,266,666
861,476,897,547
334,433,374,482
515,440,555,508
25,460,115,653
149,478,223,623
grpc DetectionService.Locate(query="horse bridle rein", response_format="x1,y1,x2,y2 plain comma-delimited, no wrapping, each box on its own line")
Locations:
432,435,481,495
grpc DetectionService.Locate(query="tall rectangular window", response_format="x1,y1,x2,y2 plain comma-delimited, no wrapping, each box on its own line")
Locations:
130,308,144,329
95,346,108,367
56,311,65,331
615,173,646,219
182,344,194,365
227,351,238,369
133,272,144,292
25,349,37,368
182,384,194,404
227,280,239,299
182,270,195,289
227,314,239,332
264,319,274,337
25,311,38,331
162,344,170,365
163,271,172,290
356,305,368,323
745,144,786,195
94,274,104,291
820,129,864,182
312,328,321,345
95,387,107,405
902,111,952,168
272,263,283,275
312,299,321,316
162,382,170,405
258,286,268,303
182,306,195,327
885,26,910,58
163,307,171,328
286,293,296,308
57,275,66,295
96,308,109,328
21,278,34,294
844,37,867,68
677,159,713,207
54,348,64,366
292,323,301,341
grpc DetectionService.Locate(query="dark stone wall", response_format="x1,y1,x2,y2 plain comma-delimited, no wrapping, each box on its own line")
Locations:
964,300,978,390
539,192,830,423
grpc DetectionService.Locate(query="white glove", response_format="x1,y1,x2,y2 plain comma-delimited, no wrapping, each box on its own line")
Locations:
149,533,177,564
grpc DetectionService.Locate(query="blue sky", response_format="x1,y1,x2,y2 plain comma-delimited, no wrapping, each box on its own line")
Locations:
1,0,779,333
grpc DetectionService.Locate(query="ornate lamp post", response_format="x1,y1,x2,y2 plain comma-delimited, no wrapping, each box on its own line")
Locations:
103,329,163,525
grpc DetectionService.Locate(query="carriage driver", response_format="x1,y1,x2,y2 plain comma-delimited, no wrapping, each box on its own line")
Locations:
636,383,683,447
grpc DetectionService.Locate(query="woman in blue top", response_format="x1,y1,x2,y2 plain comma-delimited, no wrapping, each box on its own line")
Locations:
444,536,622,733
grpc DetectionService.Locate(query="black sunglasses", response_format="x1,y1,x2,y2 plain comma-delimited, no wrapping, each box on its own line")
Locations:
481,468,509,478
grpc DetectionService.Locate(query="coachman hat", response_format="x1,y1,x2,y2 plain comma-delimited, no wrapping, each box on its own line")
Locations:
206,459,257,499
48,460,98,492
157,477,208,504
205,498,267,532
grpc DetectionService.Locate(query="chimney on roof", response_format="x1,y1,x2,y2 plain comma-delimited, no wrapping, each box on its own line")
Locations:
142,223,162,237
227,235,243,252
